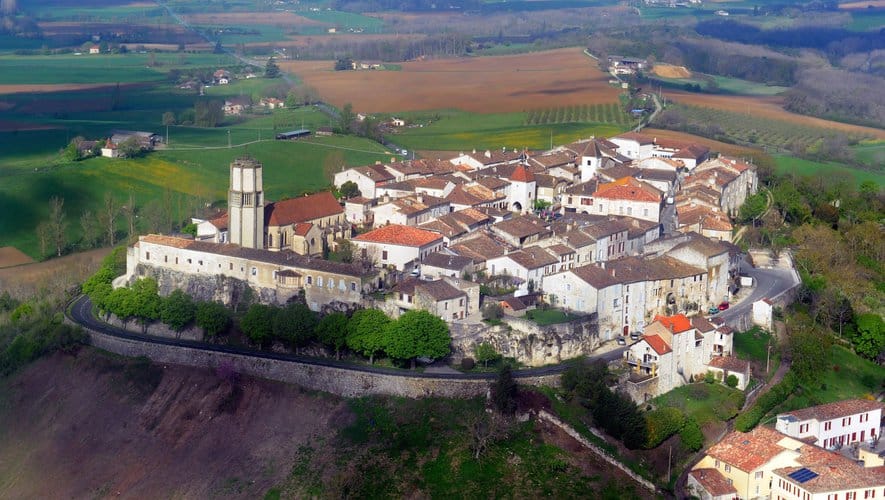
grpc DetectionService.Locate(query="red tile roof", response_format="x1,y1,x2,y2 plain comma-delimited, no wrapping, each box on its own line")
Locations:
780,399,885,423
705,427,792,472
774,445,885,494
209,213,229,231
293,222,313,236
654,314,693,333
594,177,661,203
707,355,749,373
689,469,737,497
642,334,672,355
613,132,655,145
354,224,443,247
510,164,535,183
266,192,343,226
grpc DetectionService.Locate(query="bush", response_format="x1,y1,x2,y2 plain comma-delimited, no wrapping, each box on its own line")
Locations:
0,317,86,376
645,407,686,449
735,371,797,431
491,365,517,414
680,416,704,452
725,374,739,388
704,371,716,384
461,357,476,370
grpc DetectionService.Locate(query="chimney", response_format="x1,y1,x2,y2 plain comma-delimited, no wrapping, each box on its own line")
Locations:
484,150,491,158
417,195,424,203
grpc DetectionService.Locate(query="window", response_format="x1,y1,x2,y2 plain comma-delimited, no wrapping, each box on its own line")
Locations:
339,281,346,291
351,282,356,291
613,298,620,308
444,302,448,310
251,267,257,276
198,260,203,266
164,256,167,263
643,208,649,217
307,276,312,285
230,263,234,270
187,258,192,264
175,257,178,264
755,471,763,479
724,464,731,472
317,276,323,286
146,251,151,260
382,250,388,260
627,207,632,215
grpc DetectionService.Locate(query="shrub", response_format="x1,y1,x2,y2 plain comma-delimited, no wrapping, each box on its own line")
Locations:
735,371,797,431
704,371,716,384
726,374,739,388
491,365,517,414
645,407,686,449
461,357,476,370
680,416,704,452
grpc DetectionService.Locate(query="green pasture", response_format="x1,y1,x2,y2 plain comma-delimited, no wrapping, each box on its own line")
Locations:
298,10,385,32
773,155,885,186
390,110,627,151
196,24,290,44
29,5,171,21
709,75,788,96
0,53,236,85
852,140,885,167
847,11,885,31
652,383,745,426
0,135,388,257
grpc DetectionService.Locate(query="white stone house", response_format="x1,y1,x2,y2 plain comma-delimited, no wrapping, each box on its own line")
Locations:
352,224,444,272
752,298,774,330
592,177,663,223
775,399,884,449
333,164,395,200
486,246,557,296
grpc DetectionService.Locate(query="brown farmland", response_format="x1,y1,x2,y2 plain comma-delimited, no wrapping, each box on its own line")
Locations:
281,47,621,113
652,64,692,79
181,12,326,26
0,246,35,268
663,91,885,140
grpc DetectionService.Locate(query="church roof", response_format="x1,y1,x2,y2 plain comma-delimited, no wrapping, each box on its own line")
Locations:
265,192,343,226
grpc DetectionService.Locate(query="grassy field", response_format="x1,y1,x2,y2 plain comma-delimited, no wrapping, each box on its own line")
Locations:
0,134,388,258
390,110,627,151
709,76,789,96
195,24,290,44
0,53,236,85
773,155,885,186
765,345,883,422
852,140,885,167
297,10,385,32
652,383,745,426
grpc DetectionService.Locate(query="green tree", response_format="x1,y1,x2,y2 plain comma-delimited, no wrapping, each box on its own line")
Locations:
285,91,300,109
852,313,884,360
788,318,832,384
194,100,224,127
62,137,83,162
273,302,317,349
160,289,195,331
130,278,162,323
162,111,177,126
644,407,685,449
240,303,277,347
116,136,143,158
475,342,500,368
265,57,281,78
491,365,518,414
739,192,767,223
346,309,390,364
195,301,231,337
338,181,361,199
337,103,355,134
47,196,67,257
679,416,704,452
725,374,739,388
316,312,348,358
384,310,451,367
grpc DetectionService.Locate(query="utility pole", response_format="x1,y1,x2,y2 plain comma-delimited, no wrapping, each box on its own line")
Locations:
766,341,772,374
166,124,169,146
227,129,231,148
667,445,671,482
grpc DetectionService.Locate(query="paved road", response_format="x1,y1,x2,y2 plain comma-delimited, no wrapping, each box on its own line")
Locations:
716,256,798,326
68,295,626,380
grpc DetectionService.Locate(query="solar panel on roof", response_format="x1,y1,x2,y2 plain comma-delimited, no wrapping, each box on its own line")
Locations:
788,468,818,483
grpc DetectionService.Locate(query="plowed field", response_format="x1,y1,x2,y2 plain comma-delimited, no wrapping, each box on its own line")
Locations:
652,64,691,79
281,47,620,113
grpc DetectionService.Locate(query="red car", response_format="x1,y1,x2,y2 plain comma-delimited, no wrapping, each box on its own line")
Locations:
718,302,730,311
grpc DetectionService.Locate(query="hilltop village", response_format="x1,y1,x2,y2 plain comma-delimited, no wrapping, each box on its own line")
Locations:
122,131,766,397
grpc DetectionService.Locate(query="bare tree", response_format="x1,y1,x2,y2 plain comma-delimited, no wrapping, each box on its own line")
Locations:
468,413,513,460
47,196,67,257
122,191,138,241
35,221,51,258
80,210,100,249
100,193,120,246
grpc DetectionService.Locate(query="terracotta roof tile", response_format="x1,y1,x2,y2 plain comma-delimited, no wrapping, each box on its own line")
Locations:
654,313,693,333
705,427,794,472
293,222,314,236
510,164,535,183
774,444,885,493
354,224,443,247
594,177,662,203
642,334,672,355
707,355,749,373
689,469,737,497
266,192,343,226
780,399,885,423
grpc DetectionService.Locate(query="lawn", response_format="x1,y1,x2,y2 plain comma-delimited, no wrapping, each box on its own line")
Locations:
733,326,777,364
773,154,885,186
524,309,580,325
390,110,627,151
764,345,884,421
652,383,745,426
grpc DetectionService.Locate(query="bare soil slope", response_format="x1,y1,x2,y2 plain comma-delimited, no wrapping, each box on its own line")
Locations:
0,349,347,499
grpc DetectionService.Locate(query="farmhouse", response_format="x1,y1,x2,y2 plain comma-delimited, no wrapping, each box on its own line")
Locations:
223,97,251,116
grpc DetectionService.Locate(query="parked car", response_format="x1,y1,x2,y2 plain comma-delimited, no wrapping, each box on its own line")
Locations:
629,331,641,341
617,337,627,346
718,301,730,311
708,306,720,315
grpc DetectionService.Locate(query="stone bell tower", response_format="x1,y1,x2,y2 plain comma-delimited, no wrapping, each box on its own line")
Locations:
228,157,265,249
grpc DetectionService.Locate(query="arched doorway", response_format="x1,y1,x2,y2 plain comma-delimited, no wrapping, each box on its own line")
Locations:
511,201,522,212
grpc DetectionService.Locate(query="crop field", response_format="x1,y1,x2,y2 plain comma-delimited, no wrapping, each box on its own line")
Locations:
280,47,621,113
297,10,386,32
0,53,235,86
389,110,626,151
657,103,877,153
180,12,325,26
662,91,885,140
525,103,635,126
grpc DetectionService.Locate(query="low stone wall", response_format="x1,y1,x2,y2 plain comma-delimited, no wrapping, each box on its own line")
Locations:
104,313,203,342
75,323,560,399
536,410,657,493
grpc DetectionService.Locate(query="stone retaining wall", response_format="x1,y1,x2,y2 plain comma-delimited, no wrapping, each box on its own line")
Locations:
75,323,560,399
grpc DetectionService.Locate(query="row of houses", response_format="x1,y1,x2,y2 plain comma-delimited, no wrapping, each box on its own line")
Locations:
689,399,884,500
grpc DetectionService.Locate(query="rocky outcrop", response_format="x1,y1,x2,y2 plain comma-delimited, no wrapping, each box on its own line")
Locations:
133,264,297,306
450,314,599,367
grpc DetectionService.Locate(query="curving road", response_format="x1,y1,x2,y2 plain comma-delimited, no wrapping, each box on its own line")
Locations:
716,255,798,328
67,295,627,381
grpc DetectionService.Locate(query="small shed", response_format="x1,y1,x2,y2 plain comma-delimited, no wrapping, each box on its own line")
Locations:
275,129,311,140
752,298,773,330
